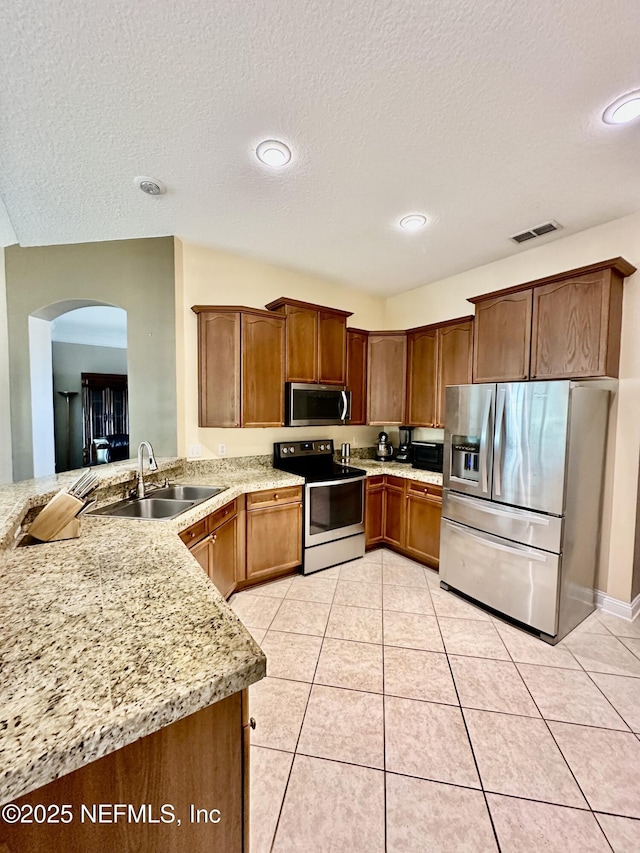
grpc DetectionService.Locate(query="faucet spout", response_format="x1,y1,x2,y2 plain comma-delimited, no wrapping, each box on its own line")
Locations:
137,441,158,498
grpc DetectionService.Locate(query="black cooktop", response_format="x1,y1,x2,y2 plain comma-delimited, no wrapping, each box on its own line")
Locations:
273,439,366,483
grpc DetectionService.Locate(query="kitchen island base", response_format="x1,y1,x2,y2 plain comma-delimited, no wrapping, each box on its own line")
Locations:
0,690,249,853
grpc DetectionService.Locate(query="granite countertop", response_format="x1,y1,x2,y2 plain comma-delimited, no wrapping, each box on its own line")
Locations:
0,457,303,806
0,454,440,805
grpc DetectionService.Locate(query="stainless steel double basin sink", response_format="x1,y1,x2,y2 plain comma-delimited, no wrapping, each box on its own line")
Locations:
88,485,227,521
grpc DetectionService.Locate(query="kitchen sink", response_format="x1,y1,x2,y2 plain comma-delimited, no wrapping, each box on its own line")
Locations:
149,485,226,502
88,484,227,521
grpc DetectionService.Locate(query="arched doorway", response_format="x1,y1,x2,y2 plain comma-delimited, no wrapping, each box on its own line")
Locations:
29,299,128,475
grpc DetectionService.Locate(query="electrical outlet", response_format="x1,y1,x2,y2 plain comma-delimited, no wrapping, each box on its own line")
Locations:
218,444,227,457
188,444,202,458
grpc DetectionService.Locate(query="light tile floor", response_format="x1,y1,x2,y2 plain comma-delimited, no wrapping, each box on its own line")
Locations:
230,548,640,853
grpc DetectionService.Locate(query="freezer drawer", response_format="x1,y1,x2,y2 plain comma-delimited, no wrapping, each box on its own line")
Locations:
440,518,560,636
442,490,563,553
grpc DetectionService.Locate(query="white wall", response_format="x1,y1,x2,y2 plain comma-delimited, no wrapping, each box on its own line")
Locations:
175,239,387,458
28,316,55,477
0,248,12,484
386,212,640,604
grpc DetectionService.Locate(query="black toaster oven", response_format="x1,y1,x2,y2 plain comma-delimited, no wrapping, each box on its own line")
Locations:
411,440,444,473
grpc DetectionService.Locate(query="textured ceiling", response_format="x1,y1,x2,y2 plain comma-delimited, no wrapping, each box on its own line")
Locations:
51,306,127,349
1,0,640,295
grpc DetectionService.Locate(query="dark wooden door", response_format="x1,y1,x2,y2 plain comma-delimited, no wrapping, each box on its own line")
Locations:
406,327,438,427
384,484,405,548
367,334,407,425
246,502,302,581
197,311,241,427
405,494,442,568
209,515,238,599
318,311,347,384
473,290,532,382
531,271,613,379
346,329,368,425
365,479,384,547
241,313,284,427
436,320,473,427
284,304,318,382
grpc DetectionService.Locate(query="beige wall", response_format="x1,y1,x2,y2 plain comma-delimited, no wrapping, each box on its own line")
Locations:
386,212,640,604
0,247,12,484
175,239,386,458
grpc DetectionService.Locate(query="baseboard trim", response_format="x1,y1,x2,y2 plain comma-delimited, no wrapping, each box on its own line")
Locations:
595,590,640,622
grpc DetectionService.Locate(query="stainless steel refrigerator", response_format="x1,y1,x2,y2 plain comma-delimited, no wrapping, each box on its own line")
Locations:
440,381,609,643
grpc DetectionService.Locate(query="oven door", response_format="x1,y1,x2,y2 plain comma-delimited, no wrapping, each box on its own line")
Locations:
305,476,365,546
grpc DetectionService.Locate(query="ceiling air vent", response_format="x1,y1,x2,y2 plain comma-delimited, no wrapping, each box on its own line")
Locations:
510,221,562,245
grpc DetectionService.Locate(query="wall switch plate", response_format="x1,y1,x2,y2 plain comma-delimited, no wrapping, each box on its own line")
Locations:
188,444,202,458
218,444,227,457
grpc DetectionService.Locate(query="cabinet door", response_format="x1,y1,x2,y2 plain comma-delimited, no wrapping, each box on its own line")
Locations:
406,327,438,427
209,515,238,599
384,485,405,548
531,271,616,379
242,314,284,427
473,290,532,382
365,484,384,547
246,502,302,581
367,334,407,425
346,329,368,425
436,321,473,427
285,305,318,382
404,494,442,568
318,311,347,384
190,535,210,574
197,311,241,427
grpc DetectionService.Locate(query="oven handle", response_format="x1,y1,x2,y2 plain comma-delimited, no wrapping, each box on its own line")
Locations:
306,475,366,489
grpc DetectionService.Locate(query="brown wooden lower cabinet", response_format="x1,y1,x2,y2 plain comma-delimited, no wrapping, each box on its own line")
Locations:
245,499,302,583
0,691,248,853
365,476,442,569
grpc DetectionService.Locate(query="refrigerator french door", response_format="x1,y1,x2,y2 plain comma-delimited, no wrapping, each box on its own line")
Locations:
441,380,609,643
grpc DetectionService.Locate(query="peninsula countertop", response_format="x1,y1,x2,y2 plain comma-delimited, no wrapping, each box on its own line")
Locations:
0,458,303,806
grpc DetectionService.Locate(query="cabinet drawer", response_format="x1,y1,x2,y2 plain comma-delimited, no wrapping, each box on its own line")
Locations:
407,480,443,500
246,485,302,510
385,475,406,491
367,475,385,489
209,498,238,531
179,517,209,546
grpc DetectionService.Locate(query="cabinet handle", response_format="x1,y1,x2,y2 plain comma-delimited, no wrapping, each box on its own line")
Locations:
274,493,279,499
249,717,256,730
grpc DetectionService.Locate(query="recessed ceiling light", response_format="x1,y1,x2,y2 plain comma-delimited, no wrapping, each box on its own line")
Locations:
134,176,166,195
602,90,640,125
399,214,427,232
255,139,292,168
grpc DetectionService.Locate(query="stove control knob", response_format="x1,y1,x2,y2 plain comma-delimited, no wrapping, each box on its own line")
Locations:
282,447,288,454
289,446,295,452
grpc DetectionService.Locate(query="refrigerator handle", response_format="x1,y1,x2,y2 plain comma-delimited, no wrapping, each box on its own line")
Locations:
493,387,506,496
479,390,492,494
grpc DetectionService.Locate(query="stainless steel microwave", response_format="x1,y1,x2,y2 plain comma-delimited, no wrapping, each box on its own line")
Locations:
286,383,351,427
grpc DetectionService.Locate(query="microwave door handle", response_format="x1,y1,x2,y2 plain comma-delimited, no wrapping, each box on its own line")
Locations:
479,390,492,494
340,390,348,422
493,388,506,497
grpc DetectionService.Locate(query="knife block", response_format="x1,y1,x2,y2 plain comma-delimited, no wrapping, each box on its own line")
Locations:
28,492,84,542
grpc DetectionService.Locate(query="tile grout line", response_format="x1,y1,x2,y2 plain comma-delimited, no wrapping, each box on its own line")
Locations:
431,579,504,853
500,632,615,850
268,562,342,853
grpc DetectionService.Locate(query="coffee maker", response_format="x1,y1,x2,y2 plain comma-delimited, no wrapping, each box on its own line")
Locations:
395,426,414,464
375,431,393,461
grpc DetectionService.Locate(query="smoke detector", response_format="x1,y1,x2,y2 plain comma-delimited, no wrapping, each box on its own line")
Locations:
135,176,167,196
510,220,562,245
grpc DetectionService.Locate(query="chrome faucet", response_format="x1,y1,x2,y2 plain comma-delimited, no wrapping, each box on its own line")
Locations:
137,441,158,498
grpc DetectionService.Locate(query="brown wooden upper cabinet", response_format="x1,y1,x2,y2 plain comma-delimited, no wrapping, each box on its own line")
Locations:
469,258,636,382
192,306,285,427
406,317,473,427
346,328,368,425
265,297,352,385
367,332,407,425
